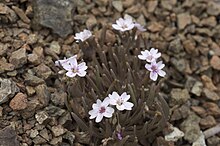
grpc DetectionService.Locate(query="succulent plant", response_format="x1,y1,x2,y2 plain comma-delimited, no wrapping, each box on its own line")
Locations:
58,22,169,145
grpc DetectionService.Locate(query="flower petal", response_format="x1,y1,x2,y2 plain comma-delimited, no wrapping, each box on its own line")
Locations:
156,61,164,68
120,92,130,101
66,71,76,77
77,71,87,77
102,97,110,107
138,55,147,60
124,102,134,110
158,70,166,77
145,63,152,71
78,62,88,71
116,104,125,111
89,109,98,119
104,107,114,118
95,114,103,123
150,71,158,81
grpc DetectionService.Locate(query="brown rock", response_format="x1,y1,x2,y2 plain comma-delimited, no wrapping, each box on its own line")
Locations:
34,63,52,80
9,93,28,110
191,106,207,117
210,55,220,70
147,22,164,32
35,84,50,106
203,88,220,101
201,75,217,91
27,53,41,65
203,102,220,117
86,15,97,29
170,88,190,106
146,0,158,13
12,6,30,23
161,27,177,40
9,48,27,68
0,3,7,14
201,16,217,27
200,115,216,129
207,1,220,16
161,0,176,10
125,4,140,15
183,39,198,56
0,43,7,56
0,59,15,73
177,13,191,30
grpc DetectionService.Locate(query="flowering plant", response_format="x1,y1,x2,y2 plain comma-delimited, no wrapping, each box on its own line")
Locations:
56,16,169,145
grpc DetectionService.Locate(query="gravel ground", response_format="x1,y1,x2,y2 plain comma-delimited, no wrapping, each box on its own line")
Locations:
0,0,220,146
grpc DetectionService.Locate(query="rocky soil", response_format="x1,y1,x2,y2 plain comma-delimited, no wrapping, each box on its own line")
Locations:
0,0,220,146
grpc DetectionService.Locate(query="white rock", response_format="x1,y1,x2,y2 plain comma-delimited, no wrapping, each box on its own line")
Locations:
192,131,207,146
165,126,184,142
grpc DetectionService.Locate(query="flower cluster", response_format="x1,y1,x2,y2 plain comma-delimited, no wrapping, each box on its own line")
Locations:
89,92,134,123
55,55,88,77
112,15,146,32
138,48,166,81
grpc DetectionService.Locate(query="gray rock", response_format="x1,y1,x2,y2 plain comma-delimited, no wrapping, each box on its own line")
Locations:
170,88,190,106
191,81,203,96
39,129,49,141
170,57,186,72
51,91,67,106
24,73,45,86
33,135,47,144
112,1,123,12
180,113,201,143
30,129,39,138
168,38,184,54
207,1,220,16
0,126,19,146
35,111,50,124
0,78,19,105
51,125,67,137
21,98,41,119
63,131,75,145
50,136,62,145
32,0,75,37
34,63,52,80
45,105,65,117
9,48,27,68
58,112,72,125
35,84,50,106
50,41,61,54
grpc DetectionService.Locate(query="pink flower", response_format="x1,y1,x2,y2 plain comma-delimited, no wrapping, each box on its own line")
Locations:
89,98,114,123
112,17,134,32
138,48,161,62
57,56,88,77
74,29,92,42
108,92,134,111
145,61,166,81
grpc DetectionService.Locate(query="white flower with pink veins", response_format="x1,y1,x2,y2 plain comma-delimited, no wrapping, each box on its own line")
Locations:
89,98,114,123
145,61,166,81
112,17,135,32
108,92,134,111
56,55,88,77
74,29,92,42
138,48,161,62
